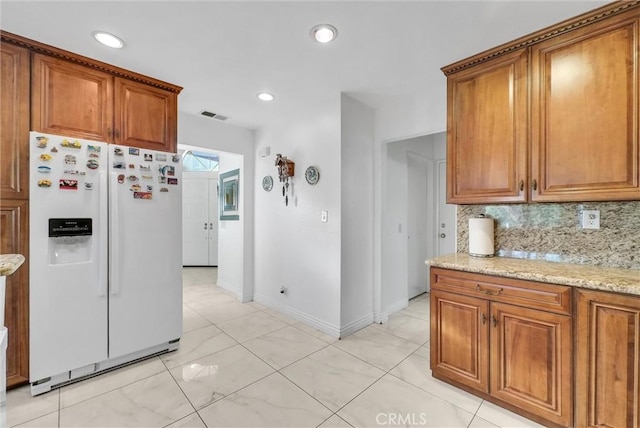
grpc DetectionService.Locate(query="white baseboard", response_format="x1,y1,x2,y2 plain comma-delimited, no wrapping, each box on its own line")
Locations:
339,312,374,338
253,293,340,338
374,298,408,324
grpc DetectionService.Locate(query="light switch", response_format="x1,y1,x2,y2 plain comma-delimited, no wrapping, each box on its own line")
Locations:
321,210,328,222
582,210,600,229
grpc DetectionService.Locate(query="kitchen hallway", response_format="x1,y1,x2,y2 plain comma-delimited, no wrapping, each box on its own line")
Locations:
7,268,543,428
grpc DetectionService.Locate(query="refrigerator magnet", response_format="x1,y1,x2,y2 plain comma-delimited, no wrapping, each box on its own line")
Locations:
117,174,125,184
156,154,167,162
37,166,51,173
85,182,93,190
141,175,153,180
158,165,167,176
159,187,169,193
51,147,58,153
172,155,180,163
64,169,85,176
127,175,139,182
166,166,175,176
168,178,178,185
59,179,78,190
37,179,52,188
87,159,99,170
36,136,49,148
133,191,152,200
39,153,52,161
113,162,126,169
130,184,142,192
88,145,101,155
129,148,140,156
114,147,124,156
158,176,167,184
146,185,153,191
64,155,77,165
128,164,135,169
140,165,151,172
144,154,153,162
61,139,82,149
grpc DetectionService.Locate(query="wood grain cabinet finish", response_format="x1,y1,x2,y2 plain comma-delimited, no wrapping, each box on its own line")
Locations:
445,49,528,204
30,51,179,153
1,42,30,200
32,53,114,143
430,268,573,427
443,2,640,204
530,9,640,202
576,289,640,428
0,199,29,387
114,78,178,153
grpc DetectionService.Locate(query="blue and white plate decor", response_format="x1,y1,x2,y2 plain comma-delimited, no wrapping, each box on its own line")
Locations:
305,166,320,185
262,175,273,192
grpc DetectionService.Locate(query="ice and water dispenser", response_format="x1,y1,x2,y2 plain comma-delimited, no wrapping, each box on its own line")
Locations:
48,218,93,264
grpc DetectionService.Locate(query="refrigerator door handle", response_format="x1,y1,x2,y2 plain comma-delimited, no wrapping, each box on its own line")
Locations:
109,171,120,296
97,171,108,297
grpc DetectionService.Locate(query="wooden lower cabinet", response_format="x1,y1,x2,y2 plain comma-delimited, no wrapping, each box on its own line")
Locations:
0,199,29,387
430,268,573,427
576,290,640,428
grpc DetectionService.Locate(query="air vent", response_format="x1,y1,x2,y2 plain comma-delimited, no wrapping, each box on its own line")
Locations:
200,110,229,121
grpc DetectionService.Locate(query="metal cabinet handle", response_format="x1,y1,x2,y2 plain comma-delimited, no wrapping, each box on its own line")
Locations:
204,223,208,230
519,180,524,191
532,179,538,191
492,315,497,328
476,285,503,296
440,233,446,238
209,223,213,229
481,313,486,325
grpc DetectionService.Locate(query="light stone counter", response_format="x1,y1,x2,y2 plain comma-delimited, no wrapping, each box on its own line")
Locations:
0,254,25,276
427,253,640,296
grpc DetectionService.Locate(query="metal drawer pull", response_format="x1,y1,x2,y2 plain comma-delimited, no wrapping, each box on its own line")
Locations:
492,315,497,327
476,285,503,296
481,313,486,325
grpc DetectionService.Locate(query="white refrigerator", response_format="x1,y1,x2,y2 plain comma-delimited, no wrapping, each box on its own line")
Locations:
29,132,182,395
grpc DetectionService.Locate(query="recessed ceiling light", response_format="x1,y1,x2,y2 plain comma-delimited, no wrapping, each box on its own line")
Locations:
92,31,125,49
257,93,275,102
310,24,338,43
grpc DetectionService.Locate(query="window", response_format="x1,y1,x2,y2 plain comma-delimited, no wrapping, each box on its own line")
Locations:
182,151,219,172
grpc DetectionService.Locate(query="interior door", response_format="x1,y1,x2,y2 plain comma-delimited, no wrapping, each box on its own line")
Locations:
407,152,432,298
207,178,219,265
182,177,209,265
437,160,456,256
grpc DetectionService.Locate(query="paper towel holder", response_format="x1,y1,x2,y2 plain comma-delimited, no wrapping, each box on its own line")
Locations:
469,214,495,258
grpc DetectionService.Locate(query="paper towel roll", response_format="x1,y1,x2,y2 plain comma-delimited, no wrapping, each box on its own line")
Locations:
469,217,494,257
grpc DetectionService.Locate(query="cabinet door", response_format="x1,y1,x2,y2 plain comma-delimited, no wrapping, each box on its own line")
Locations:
430,290,489,392
0,199,29,387
114,78,177,153
490,303,572,427
576,290,640,428
531,11,640,201
32,54,113,142
0,42,30,200
446,49,528,204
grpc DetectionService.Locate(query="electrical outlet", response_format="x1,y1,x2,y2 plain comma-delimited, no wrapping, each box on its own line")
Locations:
321,210,328,222
582,210,600,229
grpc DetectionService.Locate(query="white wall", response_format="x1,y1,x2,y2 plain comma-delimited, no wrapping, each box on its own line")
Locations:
253,96,342,336
340,94,375,336
178,112,255,301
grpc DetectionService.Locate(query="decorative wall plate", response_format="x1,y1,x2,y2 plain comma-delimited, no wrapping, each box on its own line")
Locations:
262,175,273,192
305,166,320,185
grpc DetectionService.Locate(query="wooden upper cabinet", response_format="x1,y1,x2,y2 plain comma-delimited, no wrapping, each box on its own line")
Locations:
114,78,177,153
531,10,640,201
576,289,640,428
32,54,113,143
1,42,30,200
446,49,528,204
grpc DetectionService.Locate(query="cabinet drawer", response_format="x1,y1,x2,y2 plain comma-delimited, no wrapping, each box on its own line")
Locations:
431,268,572,315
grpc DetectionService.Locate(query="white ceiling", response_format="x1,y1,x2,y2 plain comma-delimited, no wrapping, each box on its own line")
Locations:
1,1,608,132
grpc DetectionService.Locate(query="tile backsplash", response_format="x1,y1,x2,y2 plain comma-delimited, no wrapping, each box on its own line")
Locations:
457,202,640,269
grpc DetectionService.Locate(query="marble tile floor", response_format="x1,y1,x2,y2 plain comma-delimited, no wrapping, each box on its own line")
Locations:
7,267,545,428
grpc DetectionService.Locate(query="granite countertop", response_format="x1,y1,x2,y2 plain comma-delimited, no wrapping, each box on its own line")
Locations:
0,254,25,276
427,253,640,296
